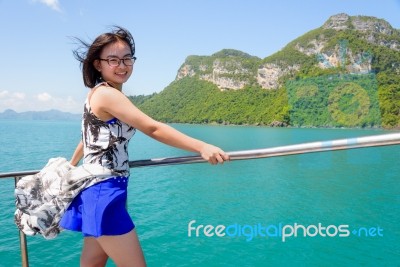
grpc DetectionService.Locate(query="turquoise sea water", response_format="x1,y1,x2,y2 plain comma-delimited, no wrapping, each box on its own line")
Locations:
0,120,399,267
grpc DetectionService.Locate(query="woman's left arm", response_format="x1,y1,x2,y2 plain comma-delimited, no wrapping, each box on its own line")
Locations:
70,140,84,166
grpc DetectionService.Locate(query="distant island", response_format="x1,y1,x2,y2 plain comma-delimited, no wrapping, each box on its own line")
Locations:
0,109,81,121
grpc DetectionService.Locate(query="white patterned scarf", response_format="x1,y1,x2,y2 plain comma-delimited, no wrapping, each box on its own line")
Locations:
14,157,124,239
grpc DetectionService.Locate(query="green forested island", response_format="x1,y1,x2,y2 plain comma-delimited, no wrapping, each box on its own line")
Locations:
129,13,400,129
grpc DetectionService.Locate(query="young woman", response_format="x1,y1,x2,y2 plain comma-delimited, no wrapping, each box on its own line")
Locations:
59,26,229,267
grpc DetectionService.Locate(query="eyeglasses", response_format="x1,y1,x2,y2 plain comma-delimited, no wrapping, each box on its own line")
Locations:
99,56,137,67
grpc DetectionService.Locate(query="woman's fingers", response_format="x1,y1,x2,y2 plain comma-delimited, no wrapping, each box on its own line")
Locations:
201,144,230,165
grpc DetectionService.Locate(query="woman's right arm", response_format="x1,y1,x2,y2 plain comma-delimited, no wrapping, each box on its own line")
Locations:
70,140,83,166
90,88,229,164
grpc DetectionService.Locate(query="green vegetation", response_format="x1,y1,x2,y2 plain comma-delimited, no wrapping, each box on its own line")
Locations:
134,77,288,125
287,74,381,127
130,16,400,129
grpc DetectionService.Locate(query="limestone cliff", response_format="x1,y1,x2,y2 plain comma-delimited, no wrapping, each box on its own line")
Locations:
176,49,260,90
176,13,400,90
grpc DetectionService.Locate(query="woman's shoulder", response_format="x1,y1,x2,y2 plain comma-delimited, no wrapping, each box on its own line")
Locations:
91,84,121,99
93,82,112,92
89,84,125,116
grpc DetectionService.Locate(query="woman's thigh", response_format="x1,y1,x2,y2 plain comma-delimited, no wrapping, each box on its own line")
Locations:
81,237,109,267
97,229,146,267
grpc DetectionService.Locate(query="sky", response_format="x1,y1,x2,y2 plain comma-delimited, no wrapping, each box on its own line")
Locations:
0,0,399,113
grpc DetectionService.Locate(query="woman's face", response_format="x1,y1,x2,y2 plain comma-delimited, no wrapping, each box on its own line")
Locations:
94,40,134,90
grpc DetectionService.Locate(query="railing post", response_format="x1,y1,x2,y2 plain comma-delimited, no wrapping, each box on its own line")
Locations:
15,176,29,267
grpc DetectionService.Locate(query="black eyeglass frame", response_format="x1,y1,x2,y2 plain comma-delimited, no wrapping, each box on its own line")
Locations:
99,56,137,66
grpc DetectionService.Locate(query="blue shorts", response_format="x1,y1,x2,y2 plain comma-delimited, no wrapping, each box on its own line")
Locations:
60,176,135,237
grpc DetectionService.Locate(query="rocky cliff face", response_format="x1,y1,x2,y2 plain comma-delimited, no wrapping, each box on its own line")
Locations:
176,51,298,90
323,13,397,37
176,13,399,90
176,50,259,90
177,58,254,90
257,63,300,89
311,13,399,72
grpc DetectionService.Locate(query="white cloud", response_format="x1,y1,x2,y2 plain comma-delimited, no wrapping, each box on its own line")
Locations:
0,89,83,113
0,90,28,111
37,92,52,102
0,90,25,100
33,0,62,12
13,92,26,100
0,90,9,98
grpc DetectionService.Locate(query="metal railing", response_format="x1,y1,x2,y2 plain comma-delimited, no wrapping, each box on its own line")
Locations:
1,132,400,267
